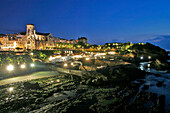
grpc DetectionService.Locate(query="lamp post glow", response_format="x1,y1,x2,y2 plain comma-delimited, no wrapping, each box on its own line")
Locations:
30,63,35,67
7,64,14,71
20,64,25,68
86,57,90,61
71,63,74,66
64,63,67,67
148,64,150,67
8,87,14,92
148,56,151,59
140,56,144,60
56,79,60,82
49,56,53,61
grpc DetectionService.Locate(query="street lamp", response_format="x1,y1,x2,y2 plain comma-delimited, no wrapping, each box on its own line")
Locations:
30,63,35,67
86,57,90,61
71,62,74,66
7,64,14,71
20,64,25,69
56,79,60,82
148,56,151,59
148,64,150,67
64,63,68,67
49,56,53,61
8,87,14,92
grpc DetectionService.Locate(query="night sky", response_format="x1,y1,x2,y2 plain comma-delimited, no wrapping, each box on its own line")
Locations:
0,0,170,50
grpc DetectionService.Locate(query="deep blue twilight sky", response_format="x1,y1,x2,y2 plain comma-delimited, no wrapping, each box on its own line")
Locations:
0,0,170,50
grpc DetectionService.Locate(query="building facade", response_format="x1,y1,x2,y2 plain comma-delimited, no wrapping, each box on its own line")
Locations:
0,24,56,50
0,24,88,51
21,24,56,50
78,37,87,43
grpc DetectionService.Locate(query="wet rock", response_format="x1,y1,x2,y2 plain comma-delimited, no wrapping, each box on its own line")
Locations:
158,95,165,107
151,59,170,71
23,82,41,90
148,93,157,105
141,85,149,90
154,74,161,77
156,81,163,87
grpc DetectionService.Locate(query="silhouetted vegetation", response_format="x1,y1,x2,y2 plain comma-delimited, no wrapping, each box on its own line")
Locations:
0,52,32,66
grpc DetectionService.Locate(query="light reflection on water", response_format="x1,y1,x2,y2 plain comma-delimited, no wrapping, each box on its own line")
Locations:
139,62,170,112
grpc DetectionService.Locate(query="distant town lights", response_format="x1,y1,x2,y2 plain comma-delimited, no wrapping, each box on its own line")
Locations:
7,64,14,71
148,56,151,59
148,64,150,67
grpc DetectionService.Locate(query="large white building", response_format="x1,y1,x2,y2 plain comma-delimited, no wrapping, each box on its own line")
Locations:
20,24,56,50
0,24,56,50
0,24,88,51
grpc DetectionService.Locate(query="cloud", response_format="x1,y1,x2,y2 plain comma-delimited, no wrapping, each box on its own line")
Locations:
146,35,170,50
152,40,161,42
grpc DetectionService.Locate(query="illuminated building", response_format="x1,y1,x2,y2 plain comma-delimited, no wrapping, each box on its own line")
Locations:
0,24,88,51
78,37,87,43
0,24,56,50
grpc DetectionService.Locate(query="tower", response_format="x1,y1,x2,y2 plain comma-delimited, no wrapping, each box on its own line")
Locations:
26,24,35,35
25,24,36,50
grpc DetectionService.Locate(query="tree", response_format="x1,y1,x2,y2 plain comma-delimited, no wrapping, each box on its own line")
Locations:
39,52,47,61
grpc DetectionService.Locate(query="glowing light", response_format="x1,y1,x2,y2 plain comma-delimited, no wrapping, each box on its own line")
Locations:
71,63,74,65
103,56,105,59
64,63,67,67
56,79,60,82
30,52,33,55
7,64,14,71
86,57,90,60
8,87,14,92
30,63,35,67
148,64,150,67
49,56,53,61
20,64,25,68
148,56,151,59
51,80,54,83
14,42,16,48
140,56,144,60
108,52,115,55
